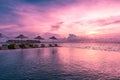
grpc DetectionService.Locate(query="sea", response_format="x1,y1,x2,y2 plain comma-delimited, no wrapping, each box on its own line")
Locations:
0,42,120,80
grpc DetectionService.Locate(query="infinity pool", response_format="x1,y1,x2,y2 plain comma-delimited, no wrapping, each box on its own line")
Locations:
0,43,120,80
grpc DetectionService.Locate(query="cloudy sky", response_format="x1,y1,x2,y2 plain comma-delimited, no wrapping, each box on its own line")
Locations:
0,0,120,39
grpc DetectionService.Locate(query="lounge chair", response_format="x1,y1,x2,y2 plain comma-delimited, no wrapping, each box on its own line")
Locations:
54,44,58,47
41,44,45,47
49,44,53,47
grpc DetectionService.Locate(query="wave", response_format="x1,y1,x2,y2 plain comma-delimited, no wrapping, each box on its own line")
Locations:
61,43,120,52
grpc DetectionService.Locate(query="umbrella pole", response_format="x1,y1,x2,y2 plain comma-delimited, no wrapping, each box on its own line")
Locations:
0,39,2,50
21,38,23,48
52,40,54,47
21,38,22,44
39,39,40,48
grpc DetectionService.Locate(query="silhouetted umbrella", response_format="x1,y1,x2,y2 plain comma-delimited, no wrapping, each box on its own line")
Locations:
0,33,3,38
16,34,28,39
49,36,57,44
0,33,7,43
0,33,7,38
16,34,28,43
34,36,44,47
34,36,44,40
49,36,57,40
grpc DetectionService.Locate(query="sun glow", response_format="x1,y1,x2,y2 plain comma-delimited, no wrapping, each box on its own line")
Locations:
87,31,99,35
86,31,100,38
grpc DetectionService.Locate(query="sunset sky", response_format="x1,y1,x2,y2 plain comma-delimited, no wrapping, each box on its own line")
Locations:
0,0,120,39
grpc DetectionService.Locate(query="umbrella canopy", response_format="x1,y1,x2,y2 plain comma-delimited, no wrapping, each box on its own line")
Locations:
0,33,6,38
49,36,57,40
16,34,28,39
0,33,8,43
34,36,44,40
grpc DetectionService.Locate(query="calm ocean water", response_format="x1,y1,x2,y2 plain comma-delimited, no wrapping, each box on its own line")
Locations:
0,43,120,80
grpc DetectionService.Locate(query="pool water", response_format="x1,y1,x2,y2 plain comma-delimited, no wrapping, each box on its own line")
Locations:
0,43,120,80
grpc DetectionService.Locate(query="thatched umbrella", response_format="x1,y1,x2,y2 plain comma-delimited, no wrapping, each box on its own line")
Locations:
0,33,7,43
16,34,28,44
49,36,57,40
0,33,4,38
34,36,44,45
0,33,4,44
49,36,57,46
0,33,8,49
0,33,8,38
16,34,27,39
34,36,44,41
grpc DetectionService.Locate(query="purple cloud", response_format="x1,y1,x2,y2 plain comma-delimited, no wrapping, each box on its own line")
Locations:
95,16,120,26
51,22,64,31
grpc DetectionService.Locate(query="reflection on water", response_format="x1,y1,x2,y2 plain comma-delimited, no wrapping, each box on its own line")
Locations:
62,43,120,52
0,43,120,80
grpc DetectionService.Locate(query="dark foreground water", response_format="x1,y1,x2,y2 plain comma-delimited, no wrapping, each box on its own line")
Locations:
0,43,120,80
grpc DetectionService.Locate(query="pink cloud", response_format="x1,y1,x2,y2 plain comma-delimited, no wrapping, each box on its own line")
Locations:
5,0,120,39
82,16,120,27
50,22,64,31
